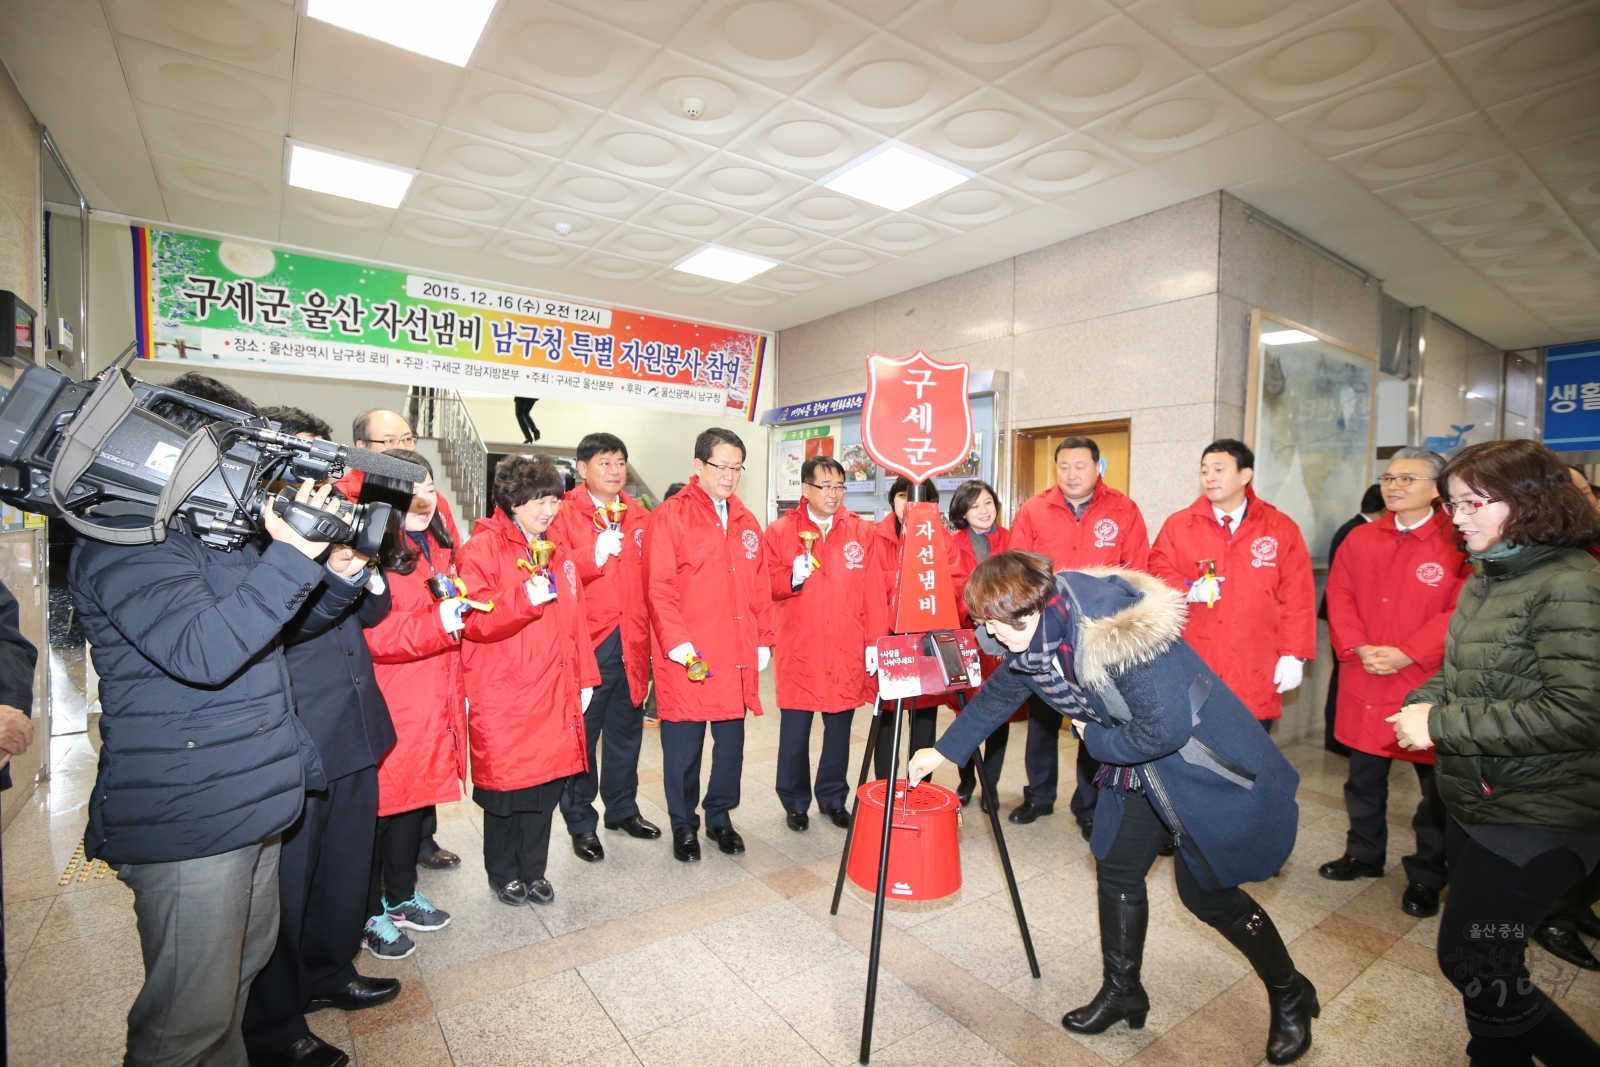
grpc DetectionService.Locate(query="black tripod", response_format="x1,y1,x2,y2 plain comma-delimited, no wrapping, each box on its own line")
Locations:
830,692,1040,1064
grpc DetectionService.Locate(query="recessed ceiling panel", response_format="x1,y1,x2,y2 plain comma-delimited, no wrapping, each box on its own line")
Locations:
293,17,465,123
610,49,787,147
723,99,884,179
997,14,1197,126
761,188,889,235
1330,111,1509,188
673,0,874,92
1374,153,1541,215
288,86,438,169
282,185,396,231
1441,3,1600,108
116,35,289,133
443,69,603,157
1276,59,1475,154
544,0,703,43
422,129,559,195
135,100,285,177
900,86,1069,167
796,31,984,134
1125,0,1357,70
566,114,717,187
475,0,662,107
1485,74,1600,149
1390,0,1574,55
1082,74,1256,162
671,154,810,210
404,175,524,227
105,0,295,81
505,200,622,244
889,0,1113,80
982,133,1138,198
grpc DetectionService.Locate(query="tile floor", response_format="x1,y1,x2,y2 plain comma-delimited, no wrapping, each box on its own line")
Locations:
6,691,1599,1066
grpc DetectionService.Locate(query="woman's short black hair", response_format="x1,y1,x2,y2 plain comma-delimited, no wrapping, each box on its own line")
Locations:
1360,483,1385,515
948,480,999,530
493,453,565,516
888,475,938,507
1439,439,1600,549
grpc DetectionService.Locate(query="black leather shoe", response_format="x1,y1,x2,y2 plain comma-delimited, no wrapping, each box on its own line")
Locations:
1400,882,1440,918
705,825,745,854
673,828,701,862
958,792,973,807
1534,924,1600,971
494,879,529,906
1009,802,1053,825
1317,855,1384,881
1576,908,1600,940
786,811,810,832
248,1035,348,1067
418,845,460,870
307,975,401,1012
1076,817,1093,841
572,831,605,862
825,808,851,828
605,814,662,839
527,878,555,905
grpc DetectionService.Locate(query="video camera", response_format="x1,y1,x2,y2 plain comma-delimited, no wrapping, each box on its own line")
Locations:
0,360,428,553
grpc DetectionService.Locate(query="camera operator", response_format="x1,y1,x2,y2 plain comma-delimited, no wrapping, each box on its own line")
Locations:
69,375,365,1067
0,572,39,1062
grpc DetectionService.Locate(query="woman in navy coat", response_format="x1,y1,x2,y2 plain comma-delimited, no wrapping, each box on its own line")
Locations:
908,550,1315,1065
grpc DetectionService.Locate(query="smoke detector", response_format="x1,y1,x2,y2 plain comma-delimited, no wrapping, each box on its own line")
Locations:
553,222,572,236
680,96,705,120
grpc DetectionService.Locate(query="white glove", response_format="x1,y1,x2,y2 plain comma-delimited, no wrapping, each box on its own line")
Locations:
581,687,594,712
668,642,695,666
864,645,878,675
594,528,624,567
791,552,813,590
758,646,771,671
439,599,468,635
1273,655,1304,694
1186,575,1224,604
525,574,556,607
366,571,387,595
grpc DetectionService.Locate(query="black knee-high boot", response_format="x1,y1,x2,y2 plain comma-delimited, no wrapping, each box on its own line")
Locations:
1216,905,1318,1064
1063,890,1150,1034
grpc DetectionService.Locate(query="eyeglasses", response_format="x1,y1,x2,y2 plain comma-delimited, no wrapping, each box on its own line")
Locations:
702,460,744,474
1446,498,1500,516
1380,474,1432,487
366,434,416,448
803,481,846,493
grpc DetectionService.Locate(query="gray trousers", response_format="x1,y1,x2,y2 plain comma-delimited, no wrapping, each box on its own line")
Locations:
119,836,283,1067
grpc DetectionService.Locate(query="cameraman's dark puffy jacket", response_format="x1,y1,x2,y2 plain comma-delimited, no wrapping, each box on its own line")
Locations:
71,527,330,865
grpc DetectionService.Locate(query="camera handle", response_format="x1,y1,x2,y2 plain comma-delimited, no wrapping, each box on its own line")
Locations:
270,489,356,544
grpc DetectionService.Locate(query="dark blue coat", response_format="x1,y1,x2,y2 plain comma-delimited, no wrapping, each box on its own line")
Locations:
71,525,334,865
0,578,37,791
936,569,1300,893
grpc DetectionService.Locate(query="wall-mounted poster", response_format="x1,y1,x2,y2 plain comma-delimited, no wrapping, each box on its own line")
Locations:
133,226,767,420
933,430,983,491
1246,310,1376,564
775,421,841,501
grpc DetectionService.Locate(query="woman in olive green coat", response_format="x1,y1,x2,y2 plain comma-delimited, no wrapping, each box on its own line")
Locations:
1388,439,1600,1066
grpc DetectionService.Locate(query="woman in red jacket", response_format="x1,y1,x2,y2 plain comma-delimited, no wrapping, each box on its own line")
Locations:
947,479,1025,807
361,452,464,957
458,455,600,907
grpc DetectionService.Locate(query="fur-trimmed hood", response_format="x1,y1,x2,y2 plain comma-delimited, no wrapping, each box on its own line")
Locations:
1063,568,1187,692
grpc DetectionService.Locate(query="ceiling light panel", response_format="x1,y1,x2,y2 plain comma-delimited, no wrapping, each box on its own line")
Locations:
672,244,782,283
1261,329,1317,344
820,140,975,211
286,140,417,208
301,0,497,67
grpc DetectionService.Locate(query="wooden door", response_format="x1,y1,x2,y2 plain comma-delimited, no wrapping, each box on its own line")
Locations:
1013,420,1131,515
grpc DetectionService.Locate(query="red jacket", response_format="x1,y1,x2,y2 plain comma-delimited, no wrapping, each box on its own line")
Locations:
363,530,467,817
642,479,776,722
1010,481,1150,571
1325,510,1468,763
950,525,1027,722
457,512,600,792
1150,491,1317,721
764,507,889,713
548,486,651,706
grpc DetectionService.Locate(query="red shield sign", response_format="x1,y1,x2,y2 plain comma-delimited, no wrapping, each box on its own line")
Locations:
861,351,972,485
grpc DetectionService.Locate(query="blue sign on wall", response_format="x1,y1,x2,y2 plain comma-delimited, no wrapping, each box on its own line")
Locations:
1544,341,1600,453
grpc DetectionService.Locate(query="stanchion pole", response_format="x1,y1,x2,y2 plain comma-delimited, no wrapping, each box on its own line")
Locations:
859,698,905,1065
832,696,896,916
964,694,1041,978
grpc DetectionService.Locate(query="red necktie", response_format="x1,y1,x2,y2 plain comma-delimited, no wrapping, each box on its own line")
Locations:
1220,515,1234,538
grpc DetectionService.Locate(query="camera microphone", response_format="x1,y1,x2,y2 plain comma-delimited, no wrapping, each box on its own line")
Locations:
340,446,429,483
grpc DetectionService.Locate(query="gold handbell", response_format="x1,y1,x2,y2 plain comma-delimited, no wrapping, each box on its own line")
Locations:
592,499,627,532
799,530,822,570
528,539,557,569
684,650,711,682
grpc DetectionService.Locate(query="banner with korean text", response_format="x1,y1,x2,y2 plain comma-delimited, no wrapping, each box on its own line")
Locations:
132,226,766,420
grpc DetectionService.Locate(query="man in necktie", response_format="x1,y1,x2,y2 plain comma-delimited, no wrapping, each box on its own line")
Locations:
1150,440,1316,729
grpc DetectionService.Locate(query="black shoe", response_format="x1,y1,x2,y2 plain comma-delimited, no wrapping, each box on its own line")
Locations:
1063,891,1149,1034
1400,882,1440,918
1534,924,1600,971
1009,802,1053,825
527,878,555,905
673,828,701,862
1317,855,1384,881
958,792,973,807
418,845,460,870
306,975,401,1012
1077,817,1093,841
1575,908,1600,940
494,879,529,906
248,1035,349,1067
605,814,662,839
786,811,810,832
824,808,850,828
705,825,745,854
1216,907,1318,1065
572,831,605,862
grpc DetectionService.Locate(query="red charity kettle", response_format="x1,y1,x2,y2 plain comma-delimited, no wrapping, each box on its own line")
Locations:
846,779,962,901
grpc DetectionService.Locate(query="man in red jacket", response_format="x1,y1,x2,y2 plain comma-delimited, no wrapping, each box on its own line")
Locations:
549,433,661,863
765,456,888,832
643,428,776,863
1009,436,1150,832
1150,439,1316,727
339,408,463,871
1321,447,1466,918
